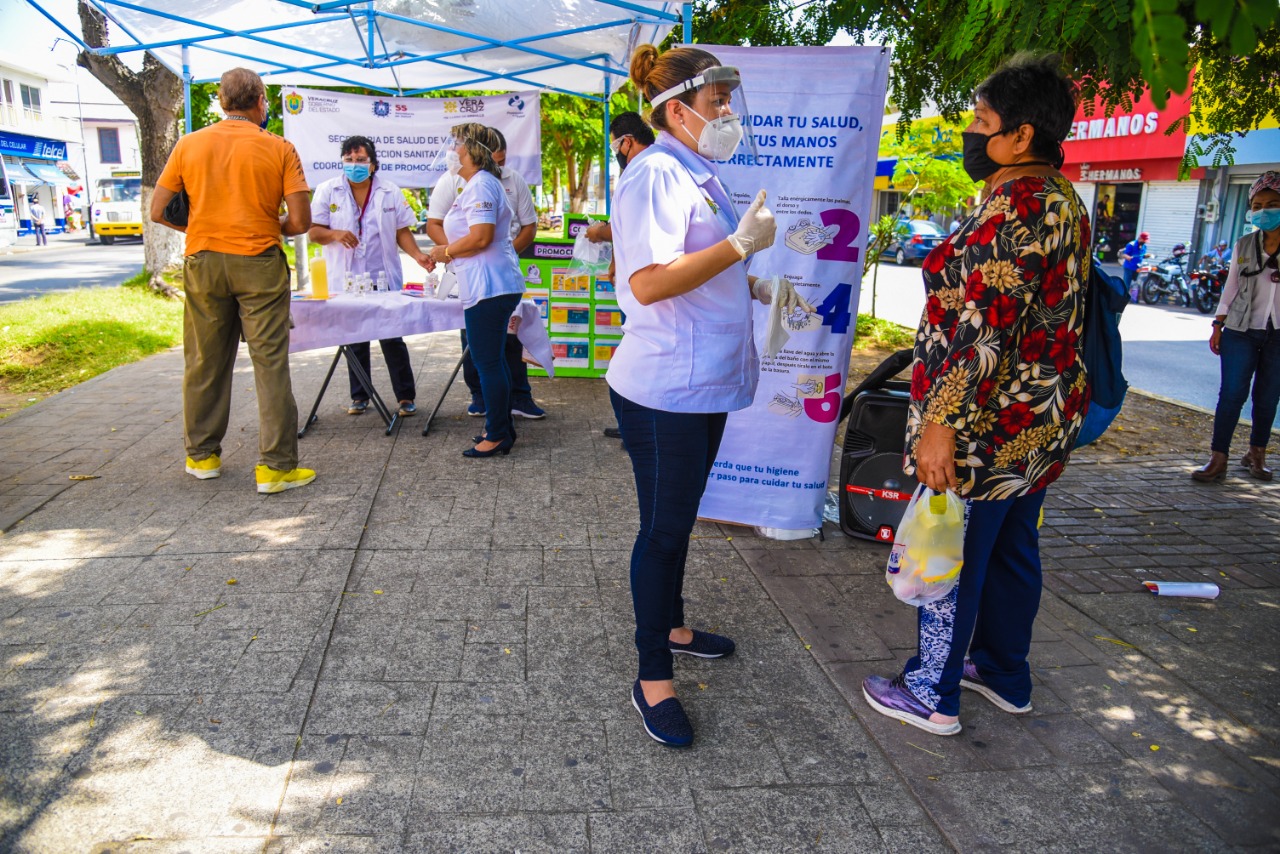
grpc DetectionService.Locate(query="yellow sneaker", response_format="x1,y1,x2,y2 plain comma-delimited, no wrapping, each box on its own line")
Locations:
255,465,316,494
185,454,222,480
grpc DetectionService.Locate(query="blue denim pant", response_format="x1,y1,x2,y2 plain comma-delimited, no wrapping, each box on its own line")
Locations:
1212,324,1280,453
612,388,727,681
463,293,522,443
1122,266,1138,301
459,330,532,402
903,488,1047,717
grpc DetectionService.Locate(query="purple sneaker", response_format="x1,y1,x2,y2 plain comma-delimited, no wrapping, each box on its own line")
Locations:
960,659,1032,714
862,674,961,736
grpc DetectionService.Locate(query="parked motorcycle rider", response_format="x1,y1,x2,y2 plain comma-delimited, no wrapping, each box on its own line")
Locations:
1121,231,1149,303
1207,240,1232,266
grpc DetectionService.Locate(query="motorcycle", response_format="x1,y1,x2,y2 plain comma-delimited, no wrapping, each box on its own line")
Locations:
1188,261,1228,315
1140,253,1192,307
1094,236,1112,265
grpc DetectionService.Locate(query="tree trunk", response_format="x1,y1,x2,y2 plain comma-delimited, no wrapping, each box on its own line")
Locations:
77,0,184,297
570,155,592,214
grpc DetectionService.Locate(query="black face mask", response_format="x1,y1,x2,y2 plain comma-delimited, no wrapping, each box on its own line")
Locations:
615,150,628,170
962,128,1055,182
961,130,1013,182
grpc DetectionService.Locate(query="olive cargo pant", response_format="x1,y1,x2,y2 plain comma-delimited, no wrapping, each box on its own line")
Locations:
183,247,299,471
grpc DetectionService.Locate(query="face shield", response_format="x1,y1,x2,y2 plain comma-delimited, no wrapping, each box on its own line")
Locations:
650,65,757,161
425,132,492,185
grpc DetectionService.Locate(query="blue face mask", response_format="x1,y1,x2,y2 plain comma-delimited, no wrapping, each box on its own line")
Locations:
343,163,371,184
1249,207,1280,233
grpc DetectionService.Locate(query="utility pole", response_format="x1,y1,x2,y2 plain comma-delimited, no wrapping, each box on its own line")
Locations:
51,37,93,242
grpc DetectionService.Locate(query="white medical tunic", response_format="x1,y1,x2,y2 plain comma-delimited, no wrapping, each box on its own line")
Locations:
428,167,534,243
310,172,415,292
607,132,758,413
442,170,525,309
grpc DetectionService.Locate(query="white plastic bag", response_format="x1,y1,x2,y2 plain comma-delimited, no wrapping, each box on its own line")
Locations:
432,265,458,300
569,230,612,277
886,485,965,606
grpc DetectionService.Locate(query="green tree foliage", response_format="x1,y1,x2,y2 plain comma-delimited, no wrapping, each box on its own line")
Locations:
882,116,982,218
690,0,1279,164
541,90,636,213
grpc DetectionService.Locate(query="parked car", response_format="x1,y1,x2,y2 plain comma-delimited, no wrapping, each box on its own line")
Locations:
881,219,946,266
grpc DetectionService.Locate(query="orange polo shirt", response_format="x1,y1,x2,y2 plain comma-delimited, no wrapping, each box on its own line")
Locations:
158,119,309,257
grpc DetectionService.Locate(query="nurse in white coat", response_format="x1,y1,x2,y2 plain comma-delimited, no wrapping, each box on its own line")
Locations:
610,44,810,747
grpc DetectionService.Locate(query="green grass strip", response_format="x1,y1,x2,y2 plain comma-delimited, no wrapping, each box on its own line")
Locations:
0,286,183,397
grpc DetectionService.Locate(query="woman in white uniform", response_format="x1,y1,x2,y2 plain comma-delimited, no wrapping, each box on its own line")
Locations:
610,44,809,747
309,135,430,417
423,124,526,457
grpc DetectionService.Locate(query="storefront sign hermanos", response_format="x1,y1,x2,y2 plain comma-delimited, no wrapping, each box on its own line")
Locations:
1079,164,1143,182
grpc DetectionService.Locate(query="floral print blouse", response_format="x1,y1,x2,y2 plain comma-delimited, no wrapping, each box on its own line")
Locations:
904,175,1091,500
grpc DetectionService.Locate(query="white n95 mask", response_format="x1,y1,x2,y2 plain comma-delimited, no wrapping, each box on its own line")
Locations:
682,110,744,161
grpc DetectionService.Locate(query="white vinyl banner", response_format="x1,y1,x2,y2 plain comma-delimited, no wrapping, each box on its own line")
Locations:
697,45,892,531
280,88,541,189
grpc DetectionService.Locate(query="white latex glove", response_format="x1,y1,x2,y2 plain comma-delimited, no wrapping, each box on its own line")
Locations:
775,277,815,315
726,189,776,259
751,275,815,314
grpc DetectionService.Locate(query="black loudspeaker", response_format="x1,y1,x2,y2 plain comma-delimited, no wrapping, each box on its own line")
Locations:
838,352,917,543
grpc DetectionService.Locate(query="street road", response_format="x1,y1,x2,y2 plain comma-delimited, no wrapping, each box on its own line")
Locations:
857,259,1246,420
0,238,144,303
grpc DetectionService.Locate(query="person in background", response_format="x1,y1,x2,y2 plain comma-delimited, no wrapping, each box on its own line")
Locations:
150,67,315,494
309,135,430,418
423,123,526,458
29,197,47,246
1192,171,1280,483
1207,240,1232,266
862,53,1090,737
61,191,76,232
427,128,545,420
611,44,810,747
586,110,655,445
1121,230,1149,303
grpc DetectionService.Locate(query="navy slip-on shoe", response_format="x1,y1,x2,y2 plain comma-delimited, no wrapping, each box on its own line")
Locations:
669,629,736,659
631,680,693,747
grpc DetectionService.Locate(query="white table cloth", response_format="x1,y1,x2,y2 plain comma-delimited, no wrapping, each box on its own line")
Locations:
289,292,555,376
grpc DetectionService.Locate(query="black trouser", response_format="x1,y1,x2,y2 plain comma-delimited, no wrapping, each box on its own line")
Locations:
348,338,416,403
460,330,532,401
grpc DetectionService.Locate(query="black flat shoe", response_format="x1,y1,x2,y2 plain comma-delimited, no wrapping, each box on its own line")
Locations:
463,436,514,458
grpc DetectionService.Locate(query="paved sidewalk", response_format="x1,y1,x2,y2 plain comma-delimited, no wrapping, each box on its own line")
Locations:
0,334,1277,852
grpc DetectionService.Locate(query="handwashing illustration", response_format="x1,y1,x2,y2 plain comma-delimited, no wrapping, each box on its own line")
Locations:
784,219,838,255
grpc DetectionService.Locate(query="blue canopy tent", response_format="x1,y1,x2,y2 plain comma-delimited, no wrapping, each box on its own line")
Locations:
25,0,688,205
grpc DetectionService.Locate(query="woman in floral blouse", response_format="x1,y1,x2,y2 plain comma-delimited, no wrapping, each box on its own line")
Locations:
864,54,1090,736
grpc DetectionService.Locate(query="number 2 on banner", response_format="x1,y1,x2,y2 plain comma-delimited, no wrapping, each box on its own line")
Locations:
815,208,861,263
814,282,852,335
803,372,842,423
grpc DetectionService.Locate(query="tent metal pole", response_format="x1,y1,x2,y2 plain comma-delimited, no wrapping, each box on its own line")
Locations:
683,2,692,42
182,45,192,134
603,74,611,215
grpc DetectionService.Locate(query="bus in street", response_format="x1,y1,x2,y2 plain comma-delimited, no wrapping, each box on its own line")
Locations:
91,171,142,245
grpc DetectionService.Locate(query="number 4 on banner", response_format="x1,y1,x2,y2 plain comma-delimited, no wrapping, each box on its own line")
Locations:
814,282,852,335
803,372,842,423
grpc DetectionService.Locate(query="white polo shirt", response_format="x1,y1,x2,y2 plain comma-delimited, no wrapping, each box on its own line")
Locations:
428,167,535,242
606,131,758,413
310,172,415,292
442,170,524,308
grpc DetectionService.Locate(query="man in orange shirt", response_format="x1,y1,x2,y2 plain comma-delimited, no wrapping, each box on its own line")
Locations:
150,68,315,494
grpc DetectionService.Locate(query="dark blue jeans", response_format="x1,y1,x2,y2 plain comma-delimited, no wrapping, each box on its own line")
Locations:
347,338,415,403
903,489,1047,717
1212,324,1280,453
464,292,522,443
1122,266,1138,301
612,388,727,681
459,330,532,401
